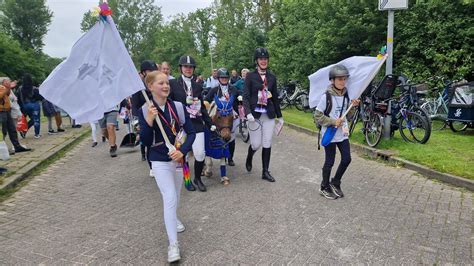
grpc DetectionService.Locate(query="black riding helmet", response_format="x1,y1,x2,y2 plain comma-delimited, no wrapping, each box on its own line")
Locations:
140,60,158,72
178,55,196,68
329,64,350,80
254,47,270,61
217,68,230,78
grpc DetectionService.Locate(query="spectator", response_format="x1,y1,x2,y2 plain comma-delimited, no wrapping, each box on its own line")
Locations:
230,69,241,85
0,82,31,153
42,99,64,134
17,74,43,138
205,69,219,90
161,61,175,80
233,68,249,93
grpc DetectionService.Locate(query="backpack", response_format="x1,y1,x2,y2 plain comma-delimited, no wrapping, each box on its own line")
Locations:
316,91,348,150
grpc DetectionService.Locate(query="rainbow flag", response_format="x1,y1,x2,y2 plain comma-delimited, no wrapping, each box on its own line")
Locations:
182,158,192,190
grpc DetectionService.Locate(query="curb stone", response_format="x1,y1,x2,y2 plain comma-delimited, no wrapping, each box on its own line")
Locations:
284,122,474,191
0,128,89,191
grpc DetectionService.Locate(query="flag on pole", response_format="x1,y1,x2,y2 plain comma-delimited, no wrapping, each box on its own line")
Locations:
308,56,387,108
39,5,144,124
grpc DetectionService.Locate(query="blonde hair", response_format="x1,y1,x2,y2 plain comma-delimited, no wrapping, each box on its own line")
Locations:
145,71,167,88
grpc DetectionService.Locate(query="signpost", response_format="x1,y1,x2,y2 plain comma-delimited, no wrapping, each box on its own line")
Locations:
379,0,408,139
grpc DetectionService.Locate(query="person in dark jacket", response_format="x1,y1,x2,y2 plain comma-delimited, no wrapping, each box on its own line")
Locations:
169,55,213,192
131,60,158,175
204,68,241,167
243,48,283,182
138,71,195,263
17,74,43,138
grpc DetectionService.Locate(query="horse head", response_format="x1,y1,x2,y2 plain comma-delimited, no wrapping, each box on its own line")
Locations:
212,94,235,141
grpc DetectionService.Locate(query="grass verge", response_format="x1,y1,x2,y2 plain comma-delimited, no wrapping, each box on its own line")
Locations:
282,108,474,180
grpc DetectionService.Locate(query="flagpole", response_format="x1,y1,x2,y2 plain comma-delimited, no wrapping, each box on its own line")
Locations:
339,55,387,121
140,90,177,152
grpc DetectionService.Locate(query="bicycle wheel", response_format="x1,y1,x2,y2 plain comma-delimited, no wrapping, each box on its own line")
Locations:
364,112,382,147
295,93,306,111
349,106,360,136
411,106,431,142
399,111,430,143
280,96,289,110
449,121,468,132
421,101,447,130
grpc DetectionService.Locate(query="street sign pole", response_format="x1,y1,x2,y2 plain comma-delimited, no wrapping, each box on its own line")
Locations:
383,10,395,139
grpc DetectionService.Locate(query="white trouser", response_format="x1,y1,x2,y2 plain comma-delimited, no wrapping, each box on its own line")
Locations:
230,118,240,142
152,161,183,246
192,132,205,161
248,113,275,150
89,122,98,142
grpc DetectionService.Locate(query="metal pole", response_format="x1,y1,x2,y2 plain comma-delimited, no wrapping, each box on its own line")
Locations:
386,10,394,75
383,10,395,139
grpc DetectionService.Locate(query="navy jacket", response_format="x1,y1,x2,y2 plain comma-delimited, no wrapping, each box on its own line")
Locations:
138,99,196,162
169,76,212,133
243,69,282,119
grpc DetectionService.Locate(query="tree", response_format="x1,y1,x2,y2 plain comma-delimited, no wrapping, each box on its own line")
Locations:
394,1,474,81
81,0,162,63
0,0,52,52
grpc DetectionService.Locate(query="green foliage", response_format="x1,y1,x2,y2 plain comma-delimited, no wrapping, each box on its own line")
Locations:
80,0,162,63
394,1,474,81
0,32,62,83
0,0,52,52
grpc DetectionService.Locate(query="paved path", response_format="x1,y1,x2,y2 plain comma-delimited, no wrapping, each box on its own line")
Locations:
0,118,88,188
0,127,472,264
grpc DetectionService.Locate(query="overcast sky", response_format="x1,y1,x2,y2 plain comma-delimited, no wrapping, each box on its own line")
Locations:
43,0,213,58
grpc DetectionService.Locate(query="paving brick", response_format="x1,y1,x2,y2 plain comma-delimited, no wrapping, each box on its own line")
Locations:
0,127,472,264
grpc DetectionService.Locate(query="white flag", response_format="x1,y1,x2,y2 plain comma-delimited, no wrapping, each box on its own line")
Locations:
39,16,144,124
308,56,387,108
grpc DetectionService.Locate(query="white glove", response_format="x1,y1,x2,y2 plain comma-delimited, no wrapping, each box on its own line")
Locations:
210,125,217,131
278,118,284,124
246,113,255,122
237,95,243,101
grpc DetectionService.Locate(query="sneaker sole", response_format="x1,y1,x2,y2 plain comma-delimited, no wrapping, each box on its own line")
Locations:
177,227,185,233
319,190,338,200
329,185,344,198
168,255,181,263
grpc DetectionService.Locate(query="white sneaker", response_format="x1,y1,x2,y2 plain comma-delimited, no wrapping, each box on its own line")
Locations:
167,242,181,263
177,219,185,233
149,169,154,177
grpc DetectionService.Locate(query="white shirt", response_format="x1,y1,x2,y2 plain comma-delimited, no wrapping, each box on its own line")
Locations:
316,93,349,143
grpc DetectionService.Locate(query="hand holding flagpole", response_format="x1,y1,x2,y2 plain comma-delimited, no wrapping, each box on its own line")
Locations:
140,90,177,153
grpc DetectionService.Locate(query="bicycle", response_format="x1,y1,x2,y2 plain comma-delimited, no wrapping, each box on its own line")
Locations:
351,75,431,147
278,80,310,112
420,78,451,130
237,101,250,142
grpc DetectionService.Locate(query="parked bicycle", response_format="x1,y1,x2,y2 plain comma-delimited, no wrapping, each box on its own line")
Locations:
349,75,431,147
278,80,311,112
420,77,470,131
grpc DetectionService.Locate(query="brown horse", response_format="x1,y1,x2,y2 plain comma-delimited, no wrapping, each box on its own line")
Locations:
208,94,235,141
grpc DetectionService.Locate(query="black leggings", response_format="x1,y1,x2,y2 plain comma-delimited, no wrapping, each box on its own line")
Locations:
321,139,351,189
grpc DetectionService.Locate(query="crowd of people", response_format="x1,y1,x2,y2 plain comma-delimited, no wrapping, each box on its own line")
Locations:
2,48,360,262
0,74,86,174
102,47,358,262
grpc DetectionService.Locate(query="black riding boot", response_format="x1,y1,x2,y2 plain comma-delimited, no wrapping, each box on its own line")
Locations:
193,160,207,192
228,140,235,166
245,145,256,172
261,147,275,182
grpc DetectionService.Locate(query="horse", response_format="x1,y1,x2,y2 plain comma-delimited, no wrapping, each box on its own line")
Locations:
204,94,235,185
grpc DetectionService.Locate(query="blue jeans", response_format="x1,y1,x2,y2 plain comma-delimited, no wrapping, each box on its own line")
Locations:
23,102,41,135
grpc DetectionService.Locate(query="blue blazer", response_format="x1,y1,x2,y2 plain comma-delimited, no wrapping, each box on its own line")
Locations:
139,99,196,162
